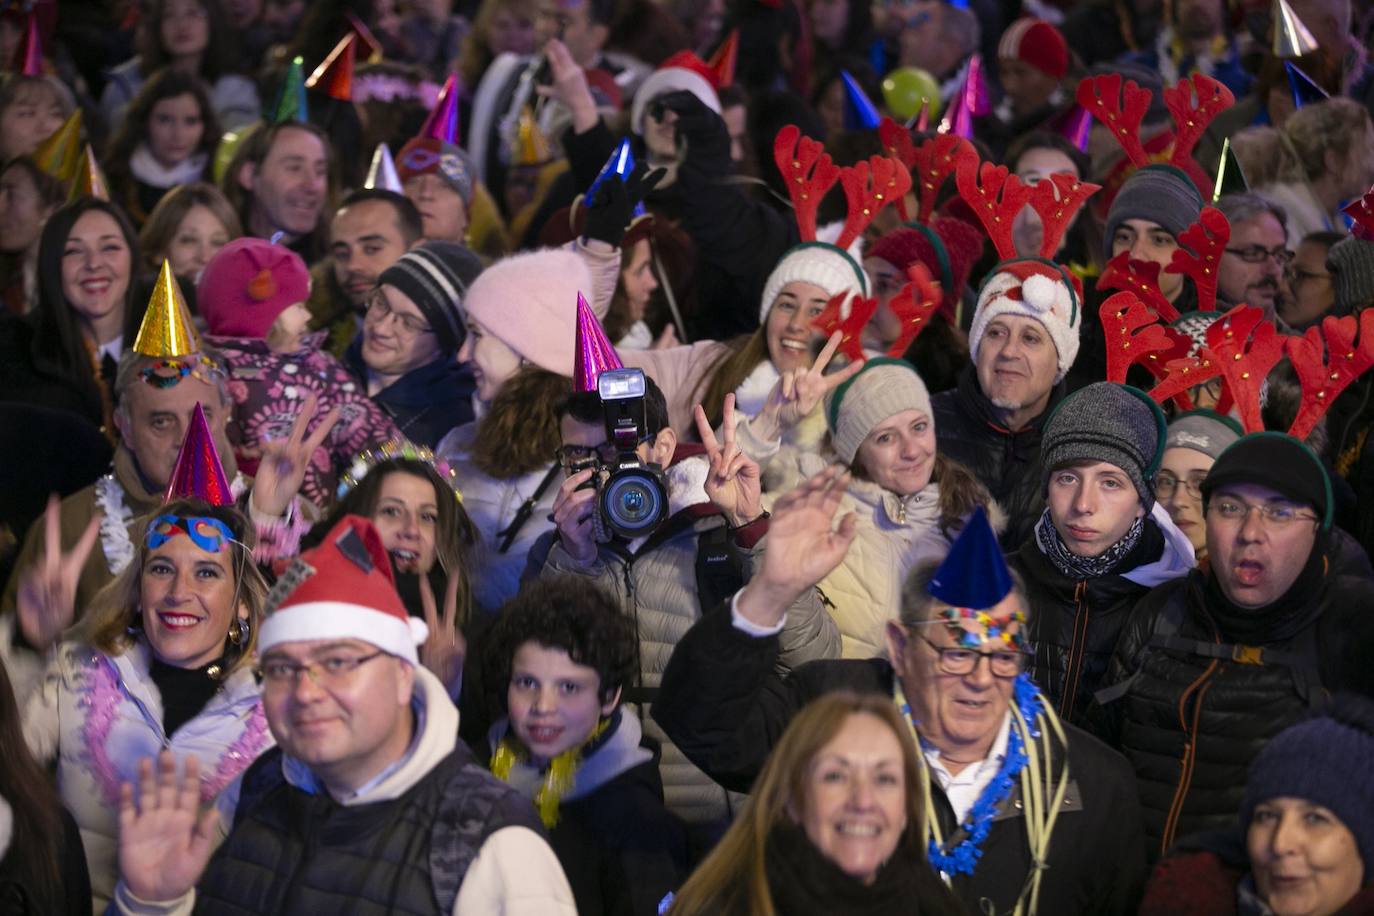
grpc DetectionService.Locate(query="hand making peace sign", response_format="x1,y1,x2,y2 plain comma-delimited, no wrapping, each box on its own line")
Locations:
759,331,866,436
247,392,341,519
694,393,763,529
16,495,102,651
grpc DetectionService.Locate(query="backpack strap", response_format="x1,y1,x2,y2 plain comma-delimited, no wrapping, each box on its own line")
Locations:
694,522,745,616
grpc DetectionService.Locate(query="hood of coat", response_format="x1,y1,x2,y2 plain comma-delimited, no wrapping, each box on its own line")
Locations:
1121,502,1196,588
487,708,654,805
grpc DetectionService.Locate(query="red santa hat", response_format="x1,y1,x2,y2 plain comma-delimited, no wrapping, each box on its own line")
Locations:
968,259,1083,381
630,51,721,136
996,18,1069,81
258,516,428,665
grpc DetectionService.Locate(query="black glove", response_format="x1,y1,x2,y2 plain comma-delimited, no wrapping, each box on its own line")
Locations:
581,163,666,247
651,90,731,174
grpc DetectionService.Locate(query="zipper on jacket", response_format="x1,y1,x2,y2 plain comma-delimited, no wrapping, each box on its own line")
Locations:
1058,581,1090,722
1160,659,1219,853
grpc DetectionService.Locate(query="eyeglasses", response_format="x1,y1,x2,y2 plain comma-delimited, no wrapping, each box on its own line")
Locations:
258,650,385,686
556,436,655,471
917,633,1029,678
365,292,433,337
1154,471,1208,499
1285,266,1331,286
1224,245,1294,266
1206,497,1319,528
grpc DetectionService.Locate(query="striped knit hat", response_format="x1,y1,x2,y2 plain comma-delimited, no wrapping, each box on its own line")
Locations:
378,241,483,355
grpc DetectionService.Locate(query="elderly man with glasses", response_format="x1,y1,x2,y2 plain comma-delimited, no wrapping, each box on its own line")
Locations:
1215,193,1292,318
655,477,1148,915
1092,432,1374,861
342,241,484,448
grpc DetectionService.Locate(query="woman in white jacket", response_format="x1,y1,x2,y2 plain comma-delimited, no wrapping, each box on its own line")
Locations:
6,497,273,912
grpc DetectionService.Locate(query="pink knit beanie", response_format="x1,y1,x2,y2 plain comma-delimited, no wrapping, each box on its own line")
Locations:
461,248,593,376
197,238,311,339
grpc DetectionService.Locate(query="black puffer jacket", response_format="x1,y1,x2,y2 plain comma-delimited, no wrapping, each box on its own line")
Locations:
1017,514,1194,728
932,365,1065,549
1088,567,1374,859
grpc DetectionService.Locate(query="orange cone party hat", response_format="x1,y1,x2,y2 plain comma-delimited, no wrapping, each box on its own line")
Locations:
345,11,384,63
306,32,357,101
133,260,201,357
706,29,738,87
573,291,623,392
68,144,110,202
32,109,83,184
164,402,234,505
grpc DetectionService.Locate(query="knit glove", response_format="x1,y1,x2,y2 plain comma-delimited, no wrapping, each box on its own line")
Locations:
581,163,665,247
652,90,731,176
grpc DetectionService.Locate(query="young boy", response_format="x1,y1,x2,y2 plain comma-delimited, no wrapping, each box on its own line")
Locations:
483,576,689,916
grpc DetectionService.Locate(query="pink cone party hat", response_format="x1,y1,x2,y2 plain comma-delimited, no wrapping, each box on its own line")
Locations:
940,54,989,139
12,10,43,75
573,291,623,392
420,74,459,144
165,402,233,505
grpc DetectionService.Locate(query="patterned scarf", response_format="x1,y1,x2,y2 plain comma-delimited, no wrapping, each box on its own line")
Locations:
1034,509,1144,580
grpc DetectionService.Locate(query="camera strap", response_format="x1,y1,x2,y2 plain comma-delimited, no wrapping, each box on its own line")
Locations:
496,465,562,554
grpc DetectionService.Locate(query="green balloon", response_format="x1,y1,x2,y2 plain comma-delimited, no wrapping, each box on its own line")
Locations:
881,67,942,122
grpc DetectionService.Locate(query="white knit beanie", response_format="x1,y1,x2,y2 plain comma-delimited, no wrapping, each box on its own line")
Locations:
967,259,1081,382
825,358,933,465
759,241,869,325
463,248,593,376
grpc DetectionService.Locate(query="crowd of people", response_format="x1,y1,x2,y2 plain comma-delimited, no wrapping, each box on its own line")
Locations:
3,0,1374,913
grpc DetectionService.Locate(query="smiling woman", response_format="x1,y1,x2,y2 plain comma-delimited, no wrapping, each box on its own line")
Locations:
665,692,963,916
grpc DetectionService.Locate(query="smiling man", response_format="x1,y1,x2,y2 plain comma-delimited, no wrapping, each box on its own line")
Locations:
1016,382,1194,727
654,487,1146,915
112,516,576,915
932,259,1082,549
1092,432,1374,859
226,122,332,262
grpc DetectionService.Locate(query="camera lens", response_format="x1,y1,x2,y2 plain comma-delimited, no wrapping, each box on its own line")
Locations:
602,470,665,537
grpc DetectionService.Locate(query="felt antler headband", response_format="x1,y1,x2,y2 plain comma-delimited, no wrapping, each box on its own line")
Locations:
1286,310,1374,440
1146,305,1285,430
1100,291,1193,385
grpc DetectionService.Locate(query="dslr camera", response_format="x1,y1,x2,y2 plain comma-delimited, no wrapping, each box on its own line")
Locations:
579,368,669,541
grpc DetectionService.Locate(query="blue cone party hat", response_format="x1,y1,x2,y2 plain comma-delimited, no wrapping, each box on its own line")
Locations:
586,138,645,218
841,70,882,130
927,506,1012,610
1285,62,1329,109
164,403,234,506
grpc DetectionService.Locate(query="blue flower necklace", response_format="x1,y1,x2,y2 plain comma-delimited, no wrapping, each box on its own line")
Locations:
898,674,1043,877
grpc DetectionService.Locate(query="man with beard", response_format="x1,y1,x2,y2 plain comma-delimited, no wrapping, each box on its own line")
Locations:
1091,433,1374,859
225,122,332,263
1215,194,1290,322
308,190,422,357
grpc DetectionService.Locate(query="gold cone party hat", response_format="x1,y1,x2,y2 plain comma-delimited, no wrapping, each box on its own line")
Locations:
1272,0,1319,57
68,144,110,202
514,106,551,166
133,260,201,357
32,109,83,184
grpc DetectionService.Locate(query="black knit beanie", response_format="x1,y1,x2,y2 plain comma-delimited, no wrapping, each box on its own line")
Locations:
1199,431,1333,529
1040,382,1168,511
377,241,484,355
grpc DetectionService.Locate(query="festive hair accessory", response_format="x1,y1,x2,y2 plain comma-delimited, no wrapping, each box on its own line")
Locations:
928,506,1014,610
1166,206,1230,311
68,143,109,202
773,124,841,242
345,11,383,62
574,291,624,392
1213,138,1250,202
32,109,82,184
133,261,201,358
1147,305,1286,427
836,154,913,250
1076,71,1233,197
364,142,402,192
351,73,441,106
955,157,1032,260
940,54,990,139
138,355,223,389
12,9,42,75
706,29,738,87
1024,172,1101,260
811,290,878,362
936,604,1029,651
164,403,234,506
1285,61,1330,109
1344,185,1374,241
886,263,942,356
1097,253,1180,322
1273,0,1319,57
145,514,235,552
1099,291,1193,384
268,56,308,125
337,439,462,503
420,73,459,145
1049,104,1092,153
1286,310,1374,440
911,134,977,225
840,70,882,130
305,32,357,102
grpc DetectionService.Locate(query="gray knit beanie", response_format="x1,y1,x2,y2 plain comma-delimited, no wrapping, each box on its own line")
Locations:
1103,164,1205,261
1165,410,1242,461
1040,382,1168,510
825,358,933,466
1327,235,1374,314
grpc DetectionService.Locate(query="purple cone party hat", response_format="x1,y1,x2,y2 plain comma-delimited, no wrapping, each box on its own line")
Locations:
133,260,201,357
939,54,989,139
586,138,645,218
269,56,309,124
573,292,623,393
927,506,1013,611
1051,104,1092,153
12,10,43,75
841,70,882,130
1285,61,1329,109
419,74,459,144
1272,0,1319,57
364,142,402,192
165,402,234,505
